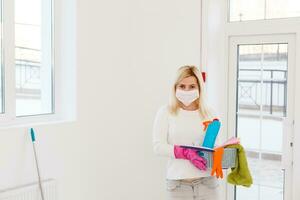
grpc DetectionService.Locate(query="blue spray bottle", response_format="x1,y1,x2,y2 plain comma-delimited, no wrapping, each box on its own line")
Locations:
202,118,221,148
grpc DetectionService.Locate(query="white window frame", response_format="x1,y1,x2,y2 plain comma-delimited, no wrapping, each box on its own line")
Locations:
201,0,300,200
224,6,300,200
227,34,295,200
0,0,77,129
227,0,300,23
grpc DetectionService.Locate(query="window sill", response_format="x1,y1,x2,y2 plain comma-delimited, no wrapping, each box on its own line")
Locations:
0,114,77,130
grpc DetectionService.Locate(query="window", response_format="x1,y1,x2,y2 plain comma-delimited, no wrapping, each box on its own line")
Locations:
229,0,300,22
15,0,53,116
228,38,295,200
0,0,77,127
235,43,288,200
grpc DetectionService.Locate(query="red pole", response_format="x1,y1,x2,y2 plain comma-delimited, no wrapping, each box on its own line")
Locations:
201,72,206,82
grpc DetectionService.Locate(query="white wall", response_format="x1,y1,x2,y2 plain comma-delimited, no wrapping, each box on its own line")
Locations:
0,0,207,200
77,0,203,199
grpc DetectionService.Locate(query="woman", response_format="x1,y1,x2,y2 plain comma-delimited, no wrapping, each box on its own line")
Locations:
152,65,221,200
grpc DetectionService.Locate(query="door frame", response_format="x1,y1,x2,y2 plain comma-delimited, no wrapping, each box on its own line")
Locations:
226,34,296,200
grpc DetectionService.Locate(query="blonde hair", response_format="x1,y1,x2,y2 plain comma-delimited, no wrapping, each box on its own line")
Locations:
168,65,214,120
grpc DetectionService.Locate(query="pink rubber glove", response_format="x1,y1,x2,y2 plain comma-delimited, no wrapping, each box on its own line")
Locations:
215,136,240,148
174,145,207,171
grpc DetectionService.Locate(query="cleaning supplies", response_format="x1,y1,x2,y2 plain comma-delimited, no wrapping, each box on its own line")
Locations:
210,137,241,179
226,144,253,187
174,145,207,171
202,118,219,131
30,128,45,200
211,147,224,178
196,118,221,164
202,118,221,148
203,120,212,131
215,136,240,148
198,137,240,169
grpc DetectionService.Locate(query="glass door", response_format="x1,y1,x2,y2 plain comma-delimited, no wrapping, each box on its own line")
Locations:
227,34,295,200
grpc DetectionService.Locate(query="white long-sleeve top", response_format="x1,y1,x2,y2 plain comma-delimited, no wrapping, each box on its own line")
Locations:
152,104,220,180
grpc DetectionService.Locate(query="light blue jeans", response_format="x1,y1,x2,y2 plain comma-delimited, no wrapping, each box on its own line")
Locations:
166,176,221,200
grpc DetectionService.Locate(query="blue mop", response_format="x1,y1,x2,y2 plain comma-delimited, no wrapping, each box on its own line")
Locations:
30,128,45,200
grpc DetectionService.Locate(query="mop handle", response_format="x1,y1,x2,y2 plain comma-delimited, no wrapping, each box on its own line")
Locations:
30,128,45,200
30,128,36,142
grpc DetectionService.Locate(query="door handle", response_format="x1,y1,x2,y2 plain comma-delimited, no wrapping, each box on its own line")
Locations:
281,117,293,170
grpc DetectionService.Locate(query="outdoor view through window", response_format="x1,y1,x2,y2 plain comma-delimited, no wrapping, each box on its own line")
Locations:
15,0,53,116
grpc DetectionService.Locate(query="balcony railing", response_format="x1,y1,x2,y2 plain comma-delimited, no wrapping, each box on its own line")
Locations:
238,68,287,118
15,46,41,99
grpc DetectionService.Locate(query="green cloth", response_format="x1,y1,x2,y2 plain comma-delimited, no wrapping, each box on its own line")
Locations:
226,144,253,187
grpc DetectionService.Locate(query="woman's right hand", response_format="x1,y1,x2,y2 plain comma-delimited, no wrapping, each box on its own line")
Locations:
174,145,207,170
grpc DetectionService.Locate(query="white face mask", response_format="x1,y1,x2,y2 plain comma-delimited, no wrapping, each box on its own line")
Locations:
175,89,199,106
